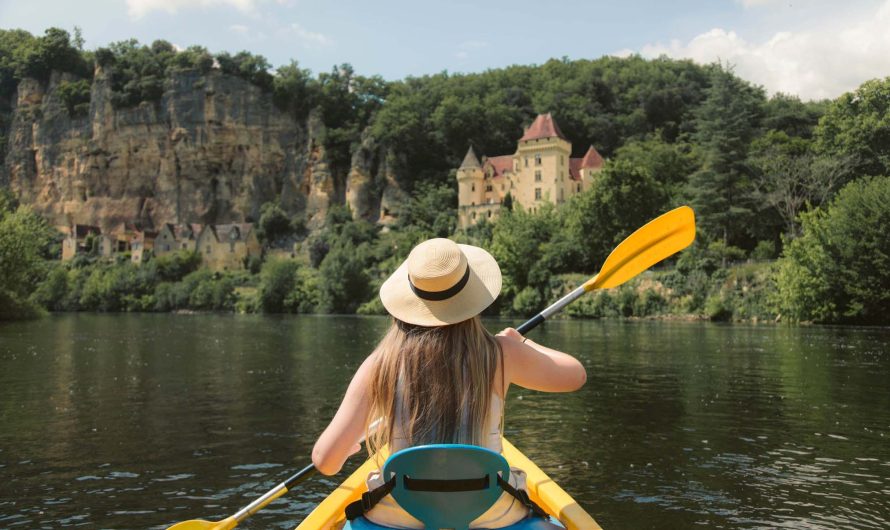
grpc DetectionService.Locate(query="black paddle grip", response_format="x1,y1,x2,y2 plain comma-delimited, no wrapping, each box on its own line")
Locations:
516,314,545,336
284,463,318,490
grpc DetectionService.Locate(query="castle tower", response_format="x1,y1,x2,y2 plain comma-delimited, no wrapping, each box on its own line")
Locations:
514,113,573,208
456,146,484,227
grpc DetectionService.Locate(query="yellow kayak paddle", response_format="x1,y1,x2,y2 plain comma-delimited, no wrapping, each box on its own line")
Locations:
516,205,696,334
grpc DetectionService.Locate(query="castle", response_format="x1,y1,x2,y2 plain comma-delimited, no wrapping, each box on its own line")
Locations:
456,113,604,228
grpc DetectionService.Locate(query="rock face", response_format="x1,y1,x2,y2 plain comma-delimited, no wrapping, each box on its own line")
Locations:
1,66,392,232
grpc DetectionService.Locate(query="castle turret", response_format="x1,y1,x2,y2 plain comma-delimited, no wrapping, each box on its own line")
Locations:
456,146,485,227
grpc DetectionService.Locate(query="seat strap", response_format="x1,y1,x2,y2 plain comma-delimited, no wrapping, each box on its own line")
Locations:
344,473,550,521
496,475,550,519
345,475,397,521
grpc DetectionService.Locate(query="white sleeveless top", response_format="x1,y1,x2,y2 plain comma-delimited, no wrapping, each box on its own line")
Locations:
365,394,529,529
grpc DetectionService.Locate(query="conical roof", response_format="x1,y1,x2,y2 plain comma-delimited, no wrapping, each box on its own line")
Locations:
460,146,482,169
519,113,568,142
580,145,604,169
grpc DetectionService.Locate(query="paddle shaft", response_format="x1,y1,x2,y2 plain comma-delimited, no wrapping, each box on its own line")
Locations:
231,464,317,522
516,284,589,335
230,417,381,524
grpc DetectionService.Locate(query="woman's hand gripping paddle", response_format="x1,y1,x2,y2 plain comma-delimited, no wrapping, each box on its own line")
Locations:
166,420,380,530
516,205,696,335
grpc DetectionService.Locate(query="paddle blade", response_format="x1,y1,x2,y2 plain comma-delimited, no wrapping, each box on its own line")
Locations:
166,516,238,530
584,206,695,291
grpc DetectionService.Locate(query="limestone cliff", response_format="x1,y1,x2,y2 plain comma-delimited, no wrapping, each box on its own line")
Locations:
1,66,396,233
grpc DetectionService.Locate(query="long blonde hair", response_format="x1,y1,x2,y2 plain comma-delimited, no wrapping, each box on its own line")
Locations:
366,316,502,458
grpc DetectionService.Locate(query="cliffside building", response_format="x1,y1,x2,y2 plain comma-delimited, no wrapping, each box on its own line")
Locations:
61,224,101,260
154,223,204,257
456,113,604,228
195,223,261,271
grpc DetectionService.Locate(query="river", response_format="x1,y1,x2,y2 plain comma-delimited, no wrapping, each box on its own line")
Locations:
1,314,888,529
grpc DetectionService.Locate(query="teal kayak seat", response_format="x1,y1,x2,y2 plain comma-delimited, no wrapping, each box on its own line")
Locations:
342,444,565,530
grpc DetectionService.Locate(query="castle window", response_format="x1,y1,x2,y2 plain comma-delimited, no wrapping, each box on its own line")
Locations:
561,155,564,166
534,171,542,182
577,183,581,192
486,185,493,192
535,188,542,200
487,211,492,218
535,154,542,166
472,212,477,219
165,244,170,251
524,157,529,168
471,183,475,192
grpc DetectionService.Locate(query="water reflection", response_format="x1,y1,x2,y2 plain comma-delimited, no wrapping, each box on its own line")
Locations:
0,315,888,529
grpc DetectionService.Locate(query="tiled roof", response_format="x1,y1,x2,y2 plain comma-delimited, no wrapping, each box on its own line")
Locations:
165,223,204,240
569,158,583,181
519,113,567,142
213,223,254,242
580,145,604,169
484,155,514,178
460,146,481,169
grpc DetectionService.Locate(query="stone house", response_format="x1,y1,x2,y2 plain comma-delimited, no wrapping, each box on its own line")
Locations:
195,223,261,271
61,224,101,260
130,230,159,265
154,223,204,257
456,113,605,228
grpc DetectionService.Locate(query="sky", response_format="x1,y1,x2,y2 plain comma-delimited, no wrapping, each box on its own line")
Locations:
1,0,889,100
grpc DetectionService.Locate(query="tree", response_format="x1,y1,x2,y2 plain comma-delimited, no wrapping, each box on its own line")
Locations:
688,66,765,246
0,205,58,319
774,176,890,324
749,131,850,238
815,77,890,177
257,202,294,246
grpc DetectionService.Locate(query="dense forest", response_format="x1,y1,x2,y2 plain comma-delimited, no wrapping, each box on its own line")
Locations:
1,28,888,324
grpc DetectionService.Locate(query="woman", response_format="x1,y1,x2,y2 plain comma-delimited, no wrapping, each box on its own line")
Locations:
312,238,586,528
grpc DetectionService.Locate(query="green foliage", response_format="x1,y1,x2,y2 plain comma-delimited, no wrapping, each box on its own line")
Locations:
688,65,765,246
257,201,296,246
215,50,273,91
774,176,890,324
815,77,890,177
0,205,58,320
98,39,215,107
150,250,201,282
56,79,91,117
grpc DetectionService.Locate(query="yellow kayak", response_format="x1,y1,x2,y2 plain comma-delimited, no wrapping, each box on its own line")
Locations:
295,439,603,530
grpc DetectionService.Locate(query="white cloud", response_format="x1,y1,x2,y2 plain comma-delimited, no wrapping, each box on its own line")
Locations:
635,0,890,100
289,23,332,47
127,0,258,18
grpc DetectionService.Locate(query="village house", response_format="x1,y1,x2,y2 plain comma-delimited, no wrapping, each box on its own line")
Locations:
154,223,204,257
61,224,101,260
129,229,159,265
456,113,605,228
194,223,261,271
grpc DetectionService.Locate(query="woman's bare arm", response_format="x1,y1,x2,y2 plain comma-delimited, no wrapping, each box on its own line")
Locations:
496,328,586,393
311,353,376,475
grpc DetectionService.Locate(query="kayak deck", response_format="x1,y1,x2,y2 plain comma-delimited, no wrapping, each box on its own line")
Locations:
295,438,602,530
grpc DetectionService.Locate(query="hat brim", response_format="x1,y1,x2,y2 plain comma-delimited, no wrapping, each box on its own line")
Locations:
380,244,502,327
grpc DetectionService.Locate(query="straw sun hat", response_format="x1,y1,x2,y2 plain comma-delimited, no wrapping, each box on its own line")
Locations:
380,238,502,327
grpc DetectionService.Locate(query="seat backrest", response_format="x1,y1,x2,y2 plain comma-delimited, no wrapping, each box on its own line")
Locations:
382,444,510,530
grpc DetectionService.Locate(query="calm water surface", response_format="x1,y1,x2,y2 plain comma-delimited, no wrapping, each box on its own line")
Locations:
1,314,889,529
